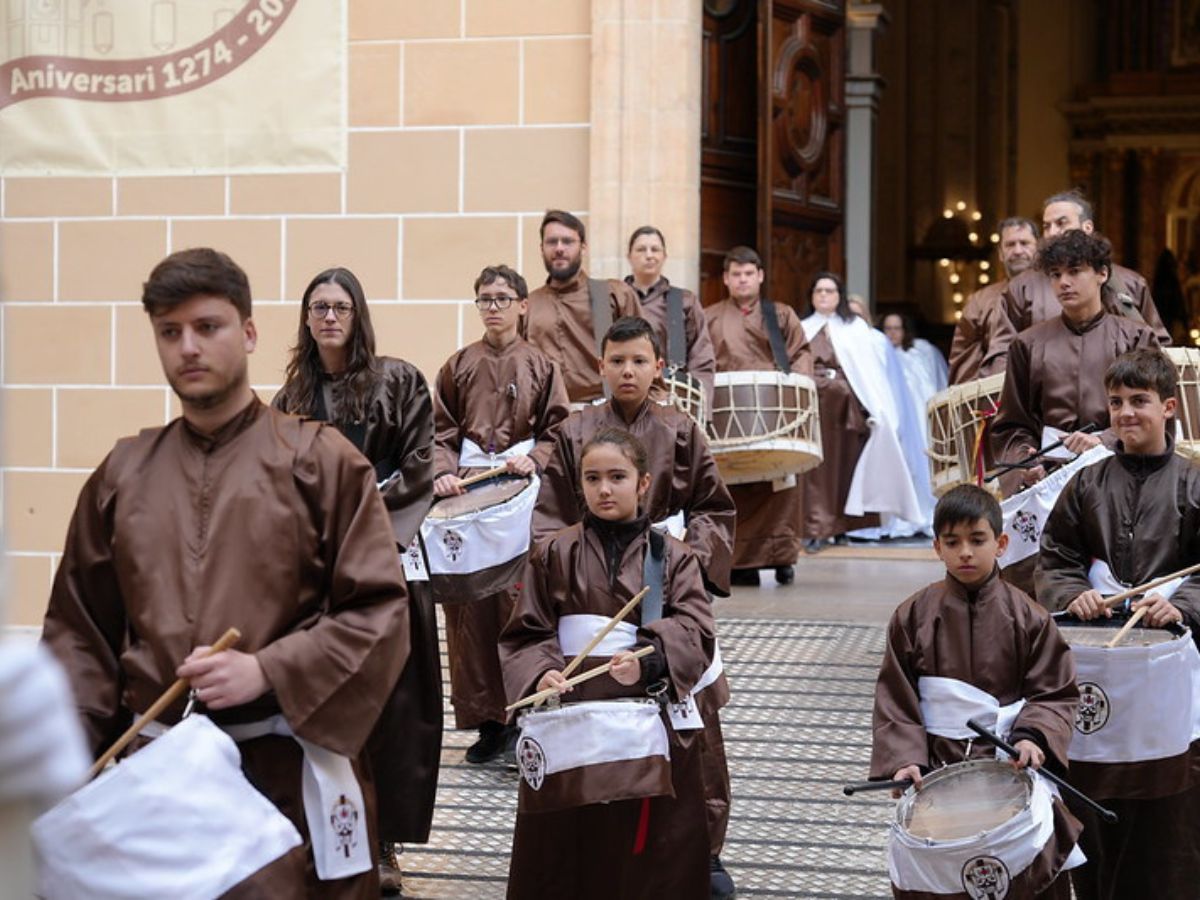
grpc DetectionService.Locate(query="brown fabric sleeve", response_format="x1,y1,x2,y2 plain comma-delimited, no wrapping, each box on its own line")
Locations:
529,359,572,472
676,420,736,595
1130,272,1171,346
639,543,716,700
989,334,1039,472
255,428,410,756
778,303,814,376
432,355,465,479
498,543,568,706
683,289,717,410
1034,473,1097,612
869,596,932,779
531,417,584,545
948,292,985,384
1011,597,1079,770
377,362,435,546
611,278,645,321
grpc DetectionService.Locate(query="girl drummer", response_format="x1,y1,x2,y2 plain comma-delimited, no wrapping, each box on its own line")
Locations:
500,428,715,899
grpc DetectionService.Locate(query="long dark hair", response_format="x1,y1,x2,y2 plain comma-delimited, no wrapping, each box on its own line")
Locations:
805,271,854,322
278,267,380,424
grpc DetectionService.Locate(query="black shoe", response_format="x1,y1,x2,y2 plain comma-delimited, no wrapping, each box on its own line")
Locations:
379,842,404,895
803,538,824,555
502,723,519,767
774,565,794,585
710,855,735,899
833,533,850,546
729,568,761,587
465,720,508,764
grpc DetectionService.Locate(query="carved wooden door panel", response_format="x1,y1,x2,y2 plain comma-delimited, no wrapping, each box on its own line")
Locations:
758,0,845,310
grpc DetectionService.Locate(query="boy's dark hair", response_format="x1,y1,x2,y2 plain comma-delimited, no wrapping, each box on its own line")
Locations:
933,484,1003,540
1042,189,1094,225
474,264,528,300
580,427,650,477
1104,348,1177,400
1035,229,1112,276
142,247,251,319
723,245,762,272
540,209,586,243
628,225,667,253
601,316,663,359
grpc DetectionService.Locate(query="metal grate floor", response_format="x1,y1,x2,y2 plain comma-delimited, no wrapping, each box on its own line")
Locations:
397,616,895,899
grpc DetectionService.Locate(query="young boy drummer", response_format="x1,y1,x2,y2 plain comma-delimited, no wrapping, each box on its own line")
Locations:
1035,348,1200,900
872,485,1081,899
500,428,715,899
533,315,739,897
431,264,570,763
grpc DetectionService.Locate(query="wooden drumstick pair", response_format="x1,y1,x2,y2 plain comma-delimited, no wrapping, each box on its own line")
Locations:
507,587,651,712
1100,562,1200,647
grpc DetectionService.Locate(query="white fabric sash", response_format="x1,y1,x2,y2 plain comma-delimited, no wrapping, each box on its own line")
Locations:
666,642,725,731
1040,426,1077,461
33,716,303,899
459,436,535,469
1087,559,1183,600
918,676,1026,750
801,314,922,522
652,510,687,540
421,475,539,576
517,700,669,785
1000,444,1113,567
400,535,429,583
139,714,369,881
1067,632,1200,763
558,614,637,658
888,769,1059,894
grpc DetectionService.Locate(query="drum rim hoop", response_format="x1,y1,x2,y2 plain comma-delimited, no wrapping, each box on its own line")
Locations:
895,758,1034,832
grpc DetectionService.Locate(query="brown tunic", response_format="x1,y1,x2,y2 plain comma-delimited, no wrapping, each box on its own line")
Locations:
988,312,1159,474
523,270,643,404
800,326,878,541
872,571,1081,900
704,296,812,568
273,357,441,845
533,399,736,596
499,521,714,900
1034,445,1200,899
947,281,1008,384
627,275,717,409
42,399,409,898
432,336,569,728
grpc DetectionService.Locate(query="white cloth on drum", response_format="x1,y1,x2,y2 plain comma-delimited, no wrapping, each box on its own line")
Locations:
138,714,370,881
1067,632,1200,763
458,436,535,469
32,716,302,900
999,444,1113,567
558,614,637,658
1040,426,1077,461
421,475,539,576
516,700,669,787
888,770,1061,894
801,314,922,523
652,509,687,540
918,676,1026,753
1087,559,1183,600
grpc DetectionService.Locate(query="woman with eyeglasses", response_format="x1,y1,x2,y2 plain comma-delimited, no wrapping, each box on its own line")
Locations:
273,267,440,897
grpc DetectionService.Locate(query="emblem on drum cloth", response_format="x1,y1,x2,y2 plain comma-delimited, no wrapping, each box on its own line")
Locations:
1012,510,1039,544
1075,682,1110,734
330,794,359,858
516,736,546,790
442,530,464,562
961,855,1010,899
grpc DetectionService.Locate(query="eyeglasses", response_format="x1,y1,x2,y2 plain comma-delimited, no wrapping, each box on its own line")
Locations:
474,296,517,310
309,302,354,320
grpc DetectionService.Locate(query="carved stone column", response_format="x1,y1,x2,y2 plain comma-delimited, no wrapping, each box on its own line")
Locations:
844,2,888,306
588,1,703,286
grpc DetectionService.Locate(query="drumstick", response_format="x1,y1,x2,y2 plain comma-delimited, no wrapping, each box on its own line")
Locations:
985,423,1100,481
87,627,242,779
559,587,650,681
1105,606,1148,647
505,645,655,712
842,779,913,796
965,718,1118,824
457,464,511,489
1102,562,1200,608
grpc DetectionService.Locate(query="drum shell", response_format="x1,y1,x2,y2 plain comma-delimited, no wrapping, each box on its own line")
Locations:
707,371,822,485
660,368,707,427
925,374,1004,497
1166,347,1200,460
514,699,673,815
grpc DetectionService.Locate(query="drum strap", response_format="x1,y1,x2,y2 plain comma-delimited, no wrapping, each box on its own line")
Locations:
313,386,388,481
641,529,666,625
759,298,792,374
665,288,687,370
588,278,613,358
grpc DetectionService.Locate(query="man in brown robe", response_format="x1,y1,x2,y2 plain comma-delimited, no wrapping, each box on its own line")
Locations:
703,245,812,586
947,216,1039,383
432,264,569,763
990,230,1159,494
499,514,715,899
872,485,1081,900
1035,348,1200,900
523,209,643,404
987,191,1170,369
41,248,409,898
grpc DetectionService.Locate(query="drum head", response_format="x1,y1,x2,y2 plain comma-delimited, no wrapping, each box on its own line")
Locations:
897,760,1031,840
1059,623,1177,648
428,475,530,520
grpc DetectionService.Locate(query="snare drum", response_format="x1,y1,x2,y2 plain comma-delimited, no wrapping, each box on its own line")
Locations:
926,373,1005,496
420,474,537,604
514,699,673,814
1165,347,1200,459
32,716,301,900
661,367,707,426
706,371,822,485
888,759,1077,897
